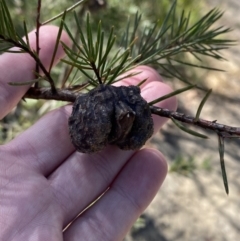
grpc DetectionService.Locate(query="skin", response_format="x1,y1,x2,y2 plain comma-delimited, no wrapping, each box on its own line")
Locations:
0,26,177,241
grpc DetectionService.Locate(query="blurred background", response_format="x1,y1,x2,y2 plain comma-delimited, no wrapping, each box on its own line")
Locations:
1,0,240,240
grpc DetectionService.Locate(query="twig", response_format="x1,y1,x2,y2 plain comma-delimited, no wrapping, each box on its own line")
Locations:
36,0,42,77
23,87,240,138
35,0,42,84
25,87,78,102
91,62,103,84
149,106,240,137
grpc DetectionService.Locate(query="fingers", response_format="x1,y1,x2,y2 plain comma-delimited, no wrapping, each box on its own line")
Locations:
63,148,167,241
7,67,176,176
115,65,165,87
4,105,75,175
0,25,70,119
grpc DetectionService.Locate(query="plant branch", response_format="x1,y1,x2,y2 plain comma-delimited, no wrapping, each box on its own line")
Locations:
23,87,240,138
25,87,77,102
150,106,240,137
91,61,103,84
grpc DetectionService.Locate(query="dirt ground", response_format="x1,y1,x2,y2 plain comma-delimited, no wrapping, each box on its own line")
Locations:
125,1,240,241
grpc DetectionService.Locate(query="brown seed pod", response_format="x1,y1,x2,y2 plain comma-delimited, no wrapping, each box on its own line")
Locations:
68,84,154,153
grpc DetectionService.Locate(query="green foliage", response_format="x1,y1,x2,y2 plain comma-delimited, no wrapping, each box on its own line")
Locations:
62,12,140,86
55,1,234,90
0,0,30,52
169,155,212,176
170,155,197,176
171,117,208,139
218,134,229,194
194,88,212,122
2,0,233,88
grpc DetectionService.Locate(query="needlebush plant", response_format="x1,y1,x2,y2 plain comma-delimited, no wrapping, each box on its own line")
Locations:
0,0,237,197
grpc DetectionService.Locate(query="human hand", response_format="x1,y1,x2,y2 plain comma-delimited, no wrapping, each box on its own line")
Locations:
0,26,177,241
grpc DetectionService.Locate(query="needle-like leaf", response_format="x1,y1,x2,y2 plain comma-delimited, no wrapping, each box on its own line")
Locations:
217,134,229,194
194,89,212,122
148,84,195,105
171,117,208,139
